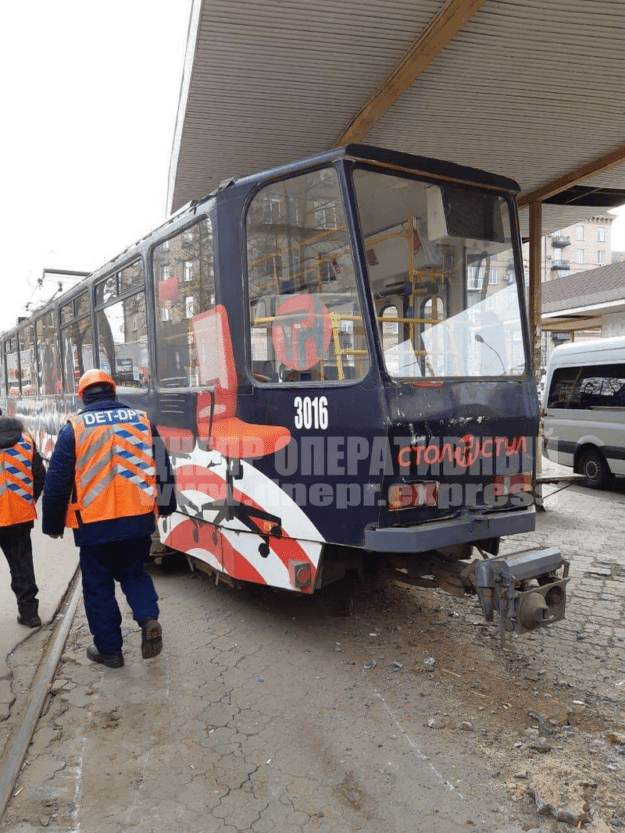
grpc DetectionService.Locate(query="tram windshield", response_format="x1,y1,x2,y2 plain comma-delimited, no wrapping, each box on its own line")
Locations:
353,168,526,378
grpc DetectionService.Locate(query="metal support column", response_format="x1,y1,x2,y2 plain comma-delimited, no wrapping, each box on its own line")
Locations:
529,201,544,504
529,201,542,378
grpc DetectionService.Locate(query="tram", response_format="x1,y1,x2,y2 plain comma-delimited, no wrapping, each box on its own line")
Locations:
1,145,568,641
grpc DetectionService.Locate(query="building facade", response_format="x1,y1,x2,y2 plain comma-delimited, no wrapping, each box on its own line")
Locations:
542,214,613,281
489,214,614,293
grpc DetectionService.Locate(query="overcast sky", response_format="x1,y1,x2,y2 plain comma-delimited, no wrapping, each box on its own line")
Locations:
610,205,625,252
0,0,192,332
1,2,624,335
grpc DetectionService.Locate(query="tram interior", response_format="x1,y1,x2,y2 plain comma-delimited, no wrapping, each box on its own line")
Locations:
352,168,524,378
247,165,525,384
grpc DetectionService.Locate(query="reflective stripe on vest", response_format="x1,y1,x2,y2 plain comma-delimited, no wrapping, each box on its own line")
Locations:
0,433,37,526
66,408,157,528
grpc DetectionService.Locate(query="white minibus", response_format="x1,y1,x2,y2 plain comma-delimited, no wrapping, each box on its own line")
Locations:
542,335,625,489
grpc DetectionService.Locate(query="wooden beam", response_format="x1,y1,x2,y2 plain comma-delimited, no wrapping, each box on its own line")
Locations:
541,318,602,332
519,144,625,208
335,0,489,146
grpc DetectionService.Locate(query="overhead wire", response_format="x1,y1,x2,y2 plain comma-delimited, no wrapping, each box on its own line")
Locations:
23,272,84,315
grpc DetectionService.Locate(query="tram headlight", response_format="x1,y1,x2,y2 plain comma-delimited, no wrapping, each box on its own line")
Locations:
492,472,532,496
387,482,438,511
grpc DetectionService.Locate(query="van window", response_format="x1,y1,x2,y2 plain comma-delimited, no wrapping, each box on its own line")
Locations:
547,363,625,409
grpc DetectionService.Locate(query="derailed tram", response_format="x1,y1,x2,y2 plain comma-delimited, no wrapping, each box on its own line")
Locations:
0,145,568,642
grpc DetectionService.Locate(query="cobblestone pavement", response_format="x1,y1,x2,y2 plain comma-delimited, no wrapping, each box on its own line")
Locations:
506,479,625,677
1,478,624,833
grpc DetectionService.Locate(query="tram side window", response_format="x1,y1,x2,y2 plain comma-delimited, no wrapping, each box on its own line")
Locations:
246,168,370,383
153,218,215,388
62,316,95,394
0,342,4,397
119,259,143,294
74,291,91,319
36,311,63,395
18,326,37,396
61,300,74,324
96,276,117,306
96,291,149,389
5,338,19,397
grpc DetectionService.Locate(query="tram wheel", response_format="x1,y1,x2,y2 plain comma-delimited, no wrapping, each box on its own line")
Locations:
158,550,190,572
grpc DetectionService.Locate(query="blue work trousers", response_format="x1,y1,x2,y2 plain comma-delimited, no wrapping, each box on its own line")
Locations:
79,535,159,654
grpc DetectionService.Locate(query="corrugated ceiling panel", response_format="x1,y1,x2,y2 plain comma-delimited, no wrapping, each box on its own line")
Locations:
171,0,625,235
580,160,625,191
366,0,625,199
169,0,442,210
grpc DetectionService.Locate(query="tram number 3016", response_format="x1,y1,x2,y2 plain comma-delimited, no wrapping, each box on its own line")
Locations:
294,396,329,430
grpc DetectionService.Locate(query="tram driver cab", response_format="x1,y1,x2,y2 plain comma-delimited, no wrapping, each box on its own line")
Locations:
232,146,567,641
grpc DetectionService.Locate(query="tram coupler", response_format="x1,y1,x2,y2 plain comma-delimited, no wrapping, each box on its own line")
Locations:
472,547,569,646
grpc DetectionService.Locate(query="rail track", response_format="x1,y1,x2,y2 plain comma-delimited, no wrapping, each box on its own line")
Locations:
0,570,82,819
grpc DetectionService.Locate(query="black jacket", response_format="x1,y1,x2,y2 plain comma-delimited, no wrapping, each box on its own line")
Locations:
0,416,47,531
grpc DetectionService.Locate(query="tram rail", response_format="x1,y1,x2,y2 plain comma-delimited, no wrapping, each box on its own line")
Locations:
0,570,82,819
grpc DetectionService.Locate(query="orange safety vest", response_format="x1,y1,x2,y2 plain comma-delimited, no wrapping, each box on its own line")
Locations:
66,407,157,528
0,433,37,526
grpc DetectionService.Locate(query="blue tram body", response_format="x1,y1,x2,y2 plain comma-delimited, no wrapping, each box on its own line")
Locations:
0,145,568,640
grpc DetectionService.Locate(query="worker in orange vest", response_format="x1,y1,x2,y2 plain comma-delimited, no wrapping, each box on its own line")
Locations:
42,370,176,668
0,410,46,627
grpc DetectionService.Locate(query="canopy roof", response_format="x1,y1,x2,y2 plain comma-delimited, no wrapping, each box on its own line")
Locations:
168,0,625,239
542,261,625,332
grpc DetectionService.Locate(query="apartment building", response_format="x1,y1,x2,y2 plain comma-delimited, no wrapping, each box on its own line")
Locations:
542,214,613,281
490,214,613,287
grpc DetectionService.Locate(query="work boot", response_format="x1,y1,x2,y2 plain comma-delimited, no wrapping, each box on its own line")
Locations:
86,644,124,668
141,617,162,659
17,614,42,628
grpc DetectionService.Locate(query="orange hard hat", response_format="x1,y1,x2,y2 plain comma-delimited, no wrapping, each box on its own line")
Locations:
77,369,117,398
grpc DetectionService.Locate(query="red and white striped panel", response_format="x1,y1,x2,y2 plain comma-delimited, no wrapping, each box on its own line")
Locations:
159,444,324,592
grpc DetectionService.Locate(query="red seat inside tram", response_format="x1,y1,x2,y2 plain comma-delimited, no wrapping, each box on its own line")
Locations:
193,305,291,459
